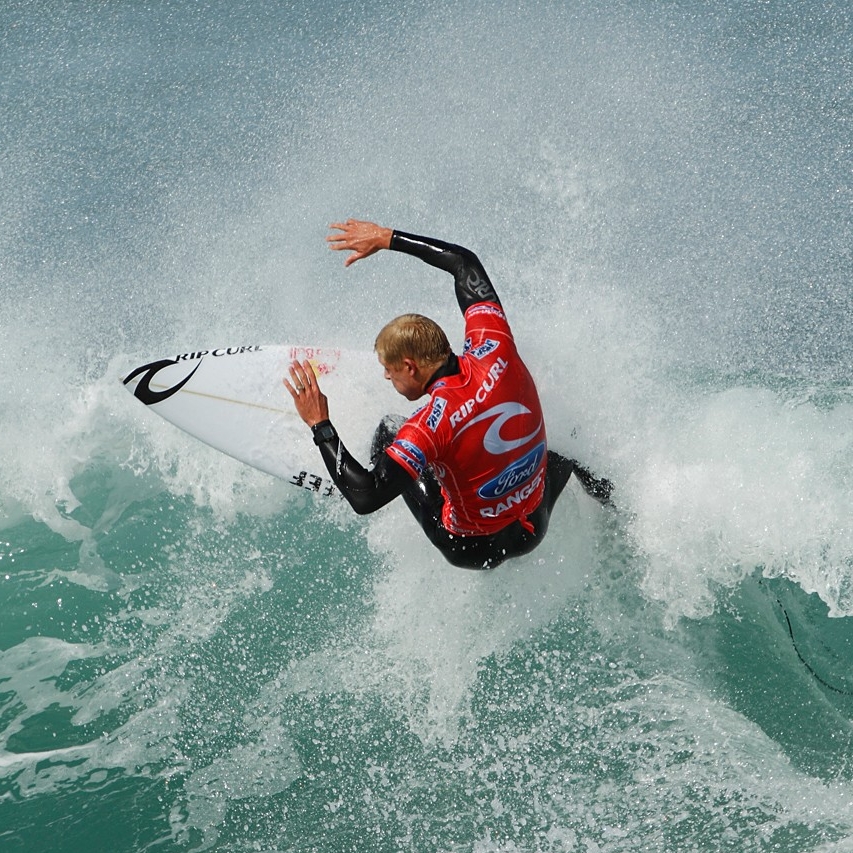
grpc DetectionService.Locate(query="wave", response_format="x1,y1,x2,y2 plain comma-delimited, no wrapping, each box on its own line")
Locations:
2,0,852,849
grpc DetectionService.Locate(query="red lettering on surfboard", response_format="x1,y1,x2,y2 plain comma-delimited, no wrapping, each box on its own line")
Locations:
287,346,342,376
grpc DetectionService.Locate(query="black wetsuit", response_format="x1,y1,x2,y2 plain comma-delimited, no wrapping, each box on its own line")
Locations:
310,230,610,569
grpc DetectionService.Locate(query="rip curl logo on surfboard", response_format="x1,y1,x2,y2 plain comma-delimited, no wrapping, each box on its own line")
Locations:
124,345,262,405
124,358,202,406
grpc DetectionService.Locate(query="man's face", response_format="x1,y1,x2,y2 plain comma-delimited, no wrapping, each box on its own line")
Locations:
379,355,425,401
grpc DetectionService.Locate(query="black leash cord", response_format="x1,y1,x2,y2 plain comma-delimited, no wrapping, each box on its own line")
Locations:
765,582,853,697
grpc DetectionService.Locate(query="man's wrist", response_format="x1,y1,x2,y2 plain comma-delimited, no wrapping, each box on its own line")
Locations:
311,420,337,446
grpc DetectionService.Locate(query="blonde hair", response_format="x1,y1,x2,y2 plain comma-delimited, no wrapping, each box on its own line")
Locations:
374,314,451,368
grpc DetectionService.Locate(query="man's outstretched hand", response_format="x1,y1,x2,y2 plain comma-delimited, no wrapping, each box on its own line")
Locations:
327,219,393,267
283,359,329,427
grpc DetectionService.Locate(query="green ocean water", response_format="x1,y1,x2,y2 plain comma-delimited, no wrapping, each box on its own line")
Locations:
2,1,853,850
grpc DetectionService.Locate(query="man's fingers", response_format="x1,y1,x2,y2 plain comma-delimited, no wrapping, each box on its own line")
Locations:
343,251,366,267
326,234,348,248
287,363,308,394
283,375,303,401
288,359,319,392
285,360,330,427
299,359,318,384
327,221,355,244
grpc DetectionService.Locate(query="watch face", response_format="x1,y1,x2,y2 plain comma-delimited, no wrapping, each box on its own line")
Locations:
314,423,336,443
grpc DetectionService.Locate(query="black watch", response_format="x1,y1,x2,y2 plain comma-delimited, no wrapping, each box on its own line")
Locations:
311,420,337,446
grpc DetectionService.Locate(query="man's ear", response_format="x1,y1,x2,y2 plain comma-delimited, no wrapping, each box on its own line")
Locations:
401,357,419,376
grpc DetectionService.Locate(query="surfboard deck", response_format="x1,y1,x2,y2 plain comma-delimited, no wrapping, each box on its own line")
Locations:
122,343,403,497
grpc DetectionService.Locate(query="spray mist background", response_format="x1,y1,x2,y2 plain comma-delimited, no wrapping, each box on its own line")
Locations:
1,1,852,851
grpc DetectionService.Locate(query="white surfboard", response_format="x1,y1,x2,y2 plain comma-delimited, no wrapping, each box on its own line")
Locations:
122,343,403,497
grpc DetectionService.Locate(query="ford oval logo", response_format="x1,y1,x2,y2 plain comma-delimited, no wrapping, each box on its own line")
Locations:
478,442,546,500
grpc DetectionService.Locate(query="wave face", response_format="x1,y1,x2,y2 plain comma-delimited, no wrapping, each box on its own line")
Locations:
2,1,852,851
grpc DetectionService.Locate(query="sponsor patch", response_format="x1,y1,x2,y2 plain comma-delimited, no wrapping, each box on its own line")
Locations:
469,338,499,360
388,439,427,476
426,397,447,432
479,469,544,519
478,441,546,500
467,303,506,321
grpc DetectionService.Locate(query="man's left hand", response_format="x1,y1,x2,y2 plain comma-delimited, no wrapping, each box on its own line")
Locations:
284,359,329,427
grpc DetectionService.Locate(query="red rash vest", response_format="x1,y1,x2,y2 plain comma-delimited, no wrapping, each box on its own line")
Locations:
387,301,547,536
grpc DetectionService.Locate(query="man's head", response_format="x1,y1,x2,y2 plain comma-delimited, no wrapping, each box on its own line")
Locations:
375,314,451,401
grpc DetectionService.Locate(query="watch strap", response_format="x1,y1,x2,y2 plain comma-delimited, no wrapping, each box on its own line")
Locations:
311,420,337,446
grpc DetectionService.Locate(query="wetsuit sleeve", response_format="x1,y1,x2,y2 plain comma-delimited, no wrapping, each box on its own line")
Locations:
390,230,501,313
314,423,414,515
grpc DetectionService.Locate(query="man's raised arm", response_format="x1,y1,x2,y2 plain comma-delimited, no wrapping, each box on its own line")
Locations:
327,218,501,312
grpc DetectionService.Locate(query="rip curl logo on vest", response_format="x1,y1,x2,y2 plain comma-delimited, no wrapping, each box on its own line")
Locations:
124,358,202,406
478,441,546,500
456,401,542,455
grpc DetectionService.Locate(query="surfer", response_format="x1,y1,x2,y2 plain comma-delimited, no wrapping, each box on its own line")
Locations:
284,219,611,569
